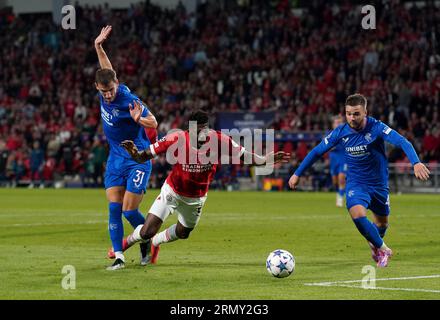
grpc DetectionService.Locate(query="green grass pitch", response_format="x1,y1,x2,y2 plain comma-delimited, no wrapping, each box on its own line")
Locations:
0,188,439,300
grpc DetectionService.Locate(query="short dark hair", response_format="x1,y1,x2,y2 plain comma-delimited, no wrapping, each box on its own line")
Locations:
188,110,209,125
95,68,117,86
345,93,367,109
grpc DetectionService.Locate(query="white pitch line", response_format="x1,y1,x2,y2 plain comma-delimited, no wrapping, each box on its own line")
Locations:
304,274,440,286
326,284,440,294
0,220,107,227
304,275,440,294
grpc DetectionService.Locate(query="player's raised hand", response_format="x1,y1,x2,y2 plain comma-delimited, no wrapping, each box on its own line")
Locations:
129,100,142,123
95,25,112,47
288,174,300,190
414,162,430,181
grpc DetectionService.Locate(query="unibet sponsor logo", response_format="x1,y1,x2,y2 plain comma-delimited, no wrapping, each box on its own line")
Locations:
346,145,369,156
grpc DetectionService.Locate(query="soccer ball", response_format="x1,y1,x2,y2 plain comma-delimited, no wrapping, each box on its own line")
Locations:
266,249,295,278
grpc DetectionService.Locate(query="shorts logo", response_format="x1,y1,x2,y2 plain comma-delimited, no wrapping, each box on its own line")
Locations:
166,194,173,202
348,190,355,197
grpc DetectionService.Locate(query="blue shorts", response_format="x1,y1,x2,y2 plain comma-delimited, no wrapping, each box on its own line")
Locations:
346,184,390,216
104,154,152,195
330,161,347,177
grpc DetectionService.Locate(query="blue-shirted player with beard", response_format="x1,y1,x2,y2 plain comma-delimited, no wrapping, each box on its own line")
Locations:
94,26,158,270
329,115,347,208
288,93,430,267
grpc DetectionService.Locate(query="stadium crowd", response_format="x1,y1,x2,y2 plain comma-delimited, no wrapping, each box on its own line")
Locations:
0,0,439,189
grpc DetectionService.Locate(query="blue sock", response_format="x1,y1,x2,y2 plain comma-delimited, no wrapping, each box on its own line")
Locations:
373,224,388,238
109,202,124,252
123,209,145,229
338,187,345,197
352,216,384,248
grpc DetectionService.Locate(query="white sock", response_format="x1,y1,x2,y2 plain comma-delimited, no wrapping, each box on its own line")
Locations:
127,225,144,247
115,251,125,262
380,242,389,250
152,224,178,247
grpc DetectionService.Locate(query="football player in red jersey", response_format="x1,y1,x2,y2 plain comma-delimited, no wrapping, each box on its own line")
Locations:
108,109,290,264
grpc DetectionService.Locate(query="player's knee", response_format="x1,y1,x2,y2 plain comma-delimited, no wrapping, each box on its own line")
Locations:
375,221,389,228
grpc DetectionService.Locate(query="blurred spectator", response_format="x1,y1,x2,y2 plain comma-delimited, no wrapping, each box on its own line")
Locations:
0,0,438,189
29,141,44,188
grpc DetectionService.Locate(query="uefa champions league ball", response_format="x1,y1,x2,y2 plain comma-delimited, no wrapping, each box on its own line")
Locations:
266,249,295,278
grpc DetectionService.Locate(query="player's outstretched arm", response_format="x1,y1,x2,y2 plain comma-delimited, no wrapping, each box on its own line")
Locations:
129,100,158,128
381,125,430,181
287,137,336,190
94,25,113,70
240,150,290,166
120,140,153,163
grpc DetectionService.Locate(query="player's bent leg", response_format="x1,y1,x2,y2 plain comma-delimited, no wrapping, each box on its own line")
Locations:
349,205,383,248
372,217,392,267
372,214,389,238
348,205,389,263
122,190,145,227
369,192,393,267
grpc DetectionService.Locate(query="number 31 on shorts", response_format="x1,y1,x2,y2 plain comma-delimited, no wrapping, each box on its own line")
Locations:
133,170,145,188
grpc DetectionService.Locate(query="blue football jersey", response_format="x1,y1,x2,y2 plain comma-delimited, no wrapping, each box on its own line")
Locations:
99,84,151,159
329,131,345,164
295,117,420,187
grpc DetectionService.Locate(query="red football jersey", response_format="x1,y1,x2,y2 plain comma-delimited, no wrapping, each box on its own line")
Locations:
149,130,245,197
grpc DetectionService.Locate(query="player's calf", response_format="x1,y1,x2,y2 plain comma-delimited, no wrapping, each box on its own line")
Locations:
175,223,193,239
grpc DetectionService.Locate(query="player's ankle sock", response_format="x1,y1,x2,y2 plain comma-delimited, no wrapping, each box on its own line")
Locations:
127,224,144,247
115,251,125,262
123,209,145,228
338,187,345,197
373,224,388,238
109,202,124,252
352,216,383,248
152,224,178,247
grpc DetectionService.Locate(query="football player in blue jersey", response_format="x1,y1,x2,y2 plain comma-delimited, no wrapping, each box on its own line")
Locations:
329,115,347,207
288,93,430,267
94,25,158,270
